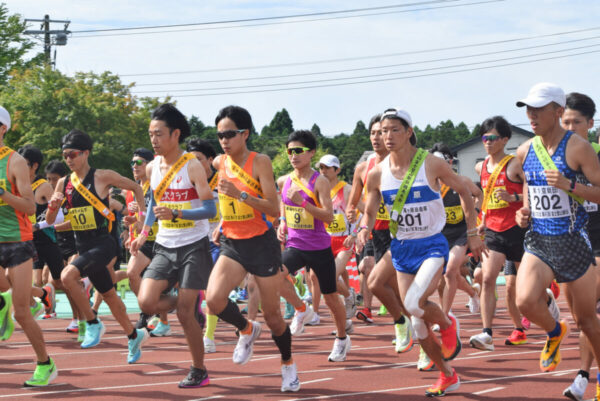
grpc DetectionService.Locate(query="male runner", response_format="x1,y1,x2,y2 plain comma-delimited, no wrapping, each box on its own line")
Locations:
0,106,57,386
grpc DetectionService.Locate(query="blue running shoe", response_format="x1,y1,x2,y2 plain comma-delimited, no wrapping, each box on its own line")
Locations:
150,322,172,337
127,328,149,363
81,320,106,349
284,302,295,319
236,288,248,303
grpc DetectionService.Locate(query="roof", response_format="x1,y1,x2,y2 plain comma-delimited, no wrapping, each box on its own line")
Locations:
451,125,534,153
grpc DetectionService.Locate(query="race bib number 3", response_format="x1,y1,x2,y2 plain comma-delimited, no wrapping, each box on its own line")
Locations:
159,202,194,229
326,213,347,234
487,186,509,210
376,199,390,221
68,206,97,231
529,186,570,219
219,193,254,222
445,205,464,224
285,204,314,230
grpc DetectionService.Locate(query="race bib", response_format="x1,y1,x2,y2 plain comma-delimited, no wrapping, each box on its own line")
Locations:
529,185,570,219
392,205,429,234
326,213,347,234
209,207,221,223
219,193,254,222
0,179,6,207
584,200,598,213
29,214,37,224
445,205,464,224
285,204,314,230
68,206,97,231
159,201,194,229
376,199,390,221
487,186,509,210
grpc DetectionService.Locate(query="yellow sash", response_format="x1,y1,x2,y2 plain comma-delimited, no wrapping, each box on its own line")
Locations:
70,172,115,232
131,181,157,240
330,181,346,199
291,173,321,207
440,184,450,199
154,153,195,203
208,172,219,191
481,155,514,215
31,178,47,192
225,156,263,197
0,146,11,160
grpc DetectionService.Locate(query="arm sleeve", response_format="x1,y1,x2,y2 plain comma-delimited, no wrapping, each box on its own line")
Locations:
38,208,65,229
143,193,157,227
180,199,217,221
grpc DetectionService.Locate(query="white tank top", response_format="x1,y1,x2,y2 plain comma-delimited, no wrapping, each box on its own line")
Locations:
380,155,445,240
151,154,209,247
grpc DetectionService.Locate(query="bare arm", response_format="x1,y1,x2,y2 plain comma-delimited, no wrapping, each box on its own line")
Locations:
464,177,483,210
307,175,334,224
97,170,146,214
357,167,382,249
346,161,366,222
2,154,35,215
515,141,532,228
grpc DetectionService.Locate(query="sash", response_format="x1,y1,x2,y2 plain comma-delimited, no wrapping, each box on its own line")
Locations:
389,148,428,237
142,180,150,195
291,172,321,207
70,172,115,232
481,155,514,215
0,146,11,160
225,155,263,197
153,152,195,203
532,136,583,204
31,178,47,192
330,181,346,199
208,171,218,191
440,184,451,199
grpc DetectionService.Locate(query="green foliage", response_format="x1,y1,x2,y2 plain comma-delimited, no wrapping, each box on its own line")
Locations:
414,120,478,150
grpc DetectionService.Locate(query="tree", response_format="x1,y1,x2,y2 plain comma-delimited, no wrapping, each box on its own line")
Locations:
0,4,44,86
189,115,220,153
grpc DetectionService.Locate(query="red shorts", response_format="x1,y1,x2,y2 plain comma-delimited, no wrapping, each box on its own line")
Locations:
331,236,351,258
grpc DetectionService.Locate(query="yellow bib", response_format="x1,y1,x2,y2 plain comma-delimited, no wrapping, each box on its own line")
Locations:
219,193,254,222
159,201,195,229
285,204,314,230
487,186,510,210
326,213,347,234
445,205,464,224
68,206,97,231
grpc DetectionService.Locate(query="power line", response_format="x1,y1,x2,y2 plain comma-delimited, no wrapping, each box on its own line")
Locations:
133,45,600,94
71,0,500,37
132,35,600,87
119,26,600,77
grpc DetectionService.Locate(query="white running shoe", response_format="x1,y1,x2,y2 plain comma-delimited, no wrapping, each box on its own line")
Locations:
306,313,320,326
469,332,494,351
290,303,315,336
204,337,216,353
417,345,435,371
328,335,351,362
281,362,301,392
330,319,354,336
232,321,262,365
467,283,481,314
394,319,414,353
546,288,560,322
562,372,588,401
344,288,357,320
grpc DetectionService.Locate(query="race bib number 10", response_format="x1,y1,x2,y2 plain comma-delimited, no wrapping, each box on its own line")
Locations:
529,186,570,219
68,206,97,231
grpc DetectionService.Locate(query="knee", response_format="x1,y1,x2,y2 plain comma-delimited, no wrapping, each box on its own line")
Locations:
404,290,424,318
138,295,156,315
176,303,194,322
481,274,497,289
574,315,598,334
411,316,428,340
12,305,31,324
206,297,225,315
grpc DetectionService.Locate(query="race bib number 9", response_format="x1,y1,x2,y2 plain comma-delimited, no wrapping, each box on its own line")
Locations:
159,201,194,229
285,204,314,230
219,193,254,222
529,186,570,219
68,206,97,231
487,186,509,210
376,199,390,221
326,213,347,234
445,205,464,224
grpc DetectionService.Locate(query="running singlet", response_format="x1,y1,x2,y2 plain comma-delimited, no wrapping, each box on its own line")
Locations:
31,177,56,244
523,130,588,235
282,170,331,250
0,147,33,242
480,157,523,232
151,154,209,248
125,182,158,242
363,154,390,230
583,144,600,233
441,185,466,238
380,155,445,240
327,181,352,237
219,152,271,240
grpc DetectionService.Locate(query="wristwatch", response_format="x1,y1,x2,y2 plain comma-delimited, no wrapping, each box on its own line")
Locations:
0,187,4,196
239,191,249,202
171,209,179,222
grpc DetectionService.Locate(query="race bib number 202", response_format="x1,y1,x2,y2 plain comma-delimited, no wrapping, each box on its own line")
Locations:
529,186,570,219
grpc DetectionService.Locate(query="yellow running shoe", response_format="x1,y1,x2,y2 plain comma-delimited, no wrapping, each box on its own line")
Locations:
540,321,567,372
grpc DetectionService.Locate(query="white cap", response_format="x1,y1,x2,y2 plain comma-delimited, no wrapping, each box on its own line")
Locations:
0,106,10,131
516,82,566,108
315,154,340,169
381,108,412,127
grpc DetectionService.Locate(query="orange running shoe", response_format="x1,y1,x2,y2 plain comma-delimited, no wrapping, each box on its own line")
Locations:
440,314,461,361
356,307,373,324
550,280,560,300
540,321,567,372
425,368,460,397
41,283,55,314
505,329,527,345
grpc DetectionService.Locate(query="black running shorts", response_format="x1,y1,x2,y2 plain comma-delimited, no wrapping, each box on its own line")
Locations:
283,246,337,294
484,225,526,262
33,240,65,280
0,241,35,268
219,228,282,277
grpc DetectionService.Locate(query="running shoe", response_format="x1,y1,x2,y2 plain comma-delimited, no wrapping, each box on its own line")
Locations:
236,288,248,303
41,312,56,319
290,302,315,336
24,358,58,387
345,288,357,320
378,304,388,316
147,315,160,330
550,279,560,300
77,321,86,343
41,283,55,314
284,302,295,319
563,372,588,401
546,288,560,322
178,366,210,388
150,322,172,337
81,320,106,349
521,316,531,330
595,381,599,401
425,368,460,397
306,313,320,326
294,273,306,298
469,332,494,351
281,362,301,392
135,312,150,330
30,301,43,320
356,307,373,324
0,291,14,341
204,336,216,353
328,335,351,362
466,283,481,314
540,321,567,372
66,319,79,333
330,319,354,336
195,290,206,328
440,314,461,361
127,328,149,363
505,329,527,346
417,346,435,371
232,321,262,365
302,293,313,305
395,319,414,353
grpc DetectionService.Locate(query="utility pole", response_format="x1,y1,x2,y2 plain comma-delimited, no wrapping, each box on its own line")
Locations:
24,15,70,68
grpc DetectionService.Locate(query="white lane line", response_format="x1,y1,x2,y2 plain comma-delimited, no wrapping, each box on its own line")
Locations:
146,369,183,375
473,386,504,395
469,350,492,355
553,371,576,376
187,397,224,401
302,378,333,385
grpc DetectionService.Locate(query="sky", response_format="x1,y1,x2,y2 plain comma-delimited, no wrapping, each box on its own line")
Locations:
5,0,600,137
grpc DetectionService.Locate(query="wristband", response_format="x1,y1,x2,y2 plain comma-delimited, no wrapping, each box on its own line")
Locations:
569,178,576,193
467,233,479,237
139,211,146,217
355,225,369,234
278,216,286,221
140,230,149,238
467,227,478,234
47,204,57,212
514,193,519,202
300,199,308,208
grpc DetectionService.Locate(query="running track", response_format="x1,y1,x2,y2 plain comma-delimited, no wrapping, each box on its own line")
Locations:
1,287,595,400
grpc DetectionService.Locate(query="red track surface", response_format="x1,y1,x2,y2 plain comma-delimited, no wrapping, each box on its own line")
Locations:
0,287,595,400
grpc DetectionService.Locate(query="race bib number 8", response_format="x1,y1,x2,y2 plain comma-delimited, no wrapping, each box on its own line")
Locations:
285,204,314,230
487,186,509,210
68,206,97,231
529,186,570,219
326,213,347,234
159,201,194,229
376,199,390,221
445,205,464,224
219,193,254,222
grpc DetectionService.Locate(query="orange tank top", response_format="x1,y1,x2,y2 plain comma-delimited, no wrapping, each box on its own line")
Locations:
219,152,271,239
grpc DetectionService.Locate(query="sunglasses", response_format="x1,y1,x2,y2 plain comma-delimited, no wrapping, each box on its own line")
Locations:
217,129,245,140
481,134,500,143
287,147,310,156
62,150,84,160
130,159,146,167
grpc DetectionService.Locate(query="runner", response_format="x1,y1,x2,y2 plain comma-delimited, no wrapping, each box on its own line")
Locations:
277,133,351,362
0,106,57,386
514,83,600,380
205,105,299,392
46,129,149,363
469,116,531,350
560,92,600,401
357,108,485,396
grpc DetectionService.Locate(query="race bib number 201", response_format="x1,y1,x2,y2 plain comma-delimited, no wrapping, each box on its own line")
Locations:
529,186,570,219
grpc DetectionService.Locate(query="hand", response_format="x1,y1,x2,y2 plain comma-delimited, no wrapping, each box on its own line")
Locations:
124,236,131,250
346,208,357,223
466,235,487,262
211,228,221,247
127,201,139,214
545,170,570,191
48,192,64,210
356,228,369,254
154,205,175,221
343,235,356,249
516,206,531,228
218,179,241,199
286,187,304,207
130,235,146,256
477,223,485,237
123,215,137,228
495,188,512,203
277,220,287,242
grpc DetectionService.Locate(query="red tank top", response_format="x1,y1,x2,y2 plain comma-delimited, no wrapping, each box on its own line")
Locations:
363,156,389,230
480,157,523,232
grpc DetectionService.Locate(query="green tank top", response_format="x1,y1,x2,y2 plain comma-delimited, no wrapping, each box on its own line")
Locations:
0,148,32,242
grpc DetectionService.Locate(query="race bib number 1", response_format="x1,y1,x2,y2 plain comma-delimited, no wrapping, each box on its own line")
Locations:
529,186,570,219
219,193,254,222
